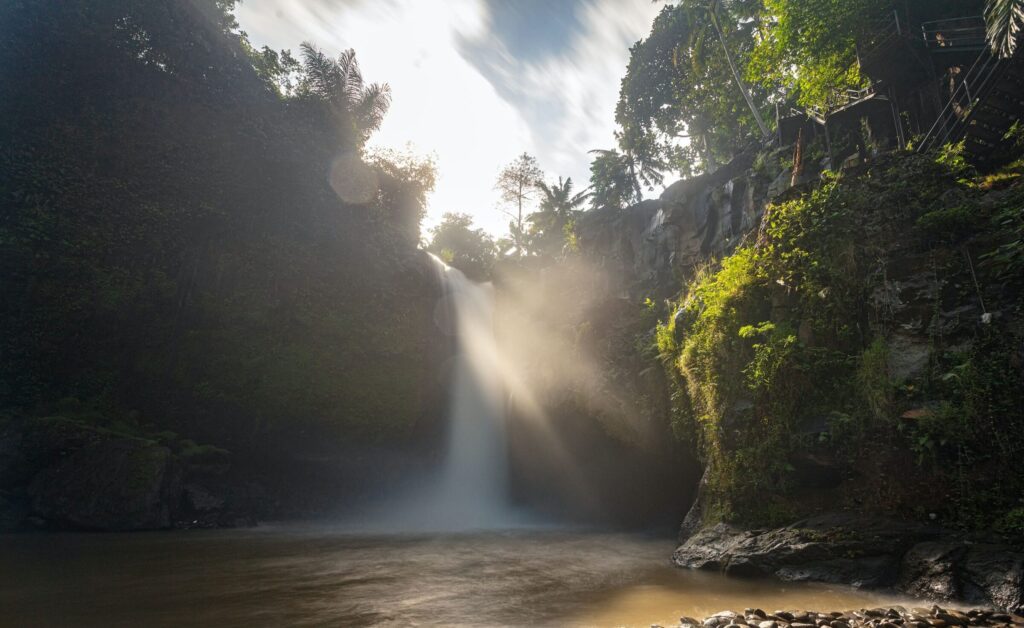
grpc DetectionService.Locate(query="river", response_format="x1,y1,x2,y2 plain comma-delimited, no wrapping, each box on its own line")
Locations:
0,525,910,627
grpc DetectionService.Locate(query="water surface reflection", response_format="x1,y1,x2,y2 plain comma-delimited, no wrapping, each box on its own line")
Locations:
0,526,909,627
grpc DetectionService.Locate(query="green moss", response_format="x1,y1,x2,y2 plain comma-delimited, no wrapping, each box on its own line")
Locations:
857,337,892,425
915,205,978,240
657,151,1024,528
995,507,1024,536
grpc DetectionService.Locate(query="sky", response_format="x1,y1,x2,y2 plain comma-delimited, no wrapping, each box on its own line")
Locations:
235,0,663,236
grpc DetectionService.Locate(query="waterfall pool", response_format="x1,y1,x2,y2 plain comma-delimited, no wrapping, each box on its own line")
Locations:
0,526,914,627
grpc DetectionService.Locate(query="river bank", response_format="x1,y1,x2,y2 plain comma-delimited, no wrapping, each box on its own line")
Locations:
656,606,1024,628
673,514,1024,613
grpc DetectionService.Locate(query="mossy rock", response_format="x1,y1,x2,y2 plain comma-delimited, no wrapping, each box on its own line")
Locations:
28,439,180,530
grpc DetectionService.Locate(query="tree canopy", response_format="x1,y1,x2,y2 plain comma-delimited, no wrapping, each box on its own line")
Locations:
427,213,497,280
529,177,589,257
495,153,544,255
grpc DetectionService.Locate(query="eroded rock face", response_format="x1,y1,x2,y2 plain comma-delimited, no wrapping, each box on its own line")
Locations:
29,439,181,531
673,514,931,588
674,514,1024,612
575,150,769,299
900,542,1024,613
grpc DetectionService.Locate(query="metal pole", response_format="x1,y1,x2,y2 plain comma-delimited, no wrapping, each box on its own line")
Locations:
709,1,770,139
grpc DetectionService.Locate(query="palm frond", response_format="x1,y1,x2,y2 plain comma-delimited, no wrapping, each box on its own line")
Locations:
986,0,1024,57
355,82,391,132
299,42,339,97
336,48,365,104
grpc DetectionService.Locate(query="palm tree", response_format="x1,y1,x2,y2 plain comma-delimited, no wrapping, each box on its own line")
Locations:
587,148,645,210
986,0,1024,57
529,177,589,256
298,43,392,144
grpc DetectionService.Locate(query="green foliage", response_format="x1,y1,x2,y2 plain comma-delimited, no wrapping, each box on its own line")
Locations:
980,189,1024,279
616,2,769,175
747,0,885,109
985,0,1024,57
857,337,892,424
915,205,978,240
657,151,1024,527
0,0,443,455
529,177,589,257
995,507,1024,535
427,213,497,280
587,148,643,210
296,43,391,146
495,153,544,254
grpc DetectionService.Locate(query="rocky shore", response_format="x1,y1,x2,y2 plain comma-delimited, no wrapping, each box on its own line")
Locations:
673,515,1024,613
655,606,1024,628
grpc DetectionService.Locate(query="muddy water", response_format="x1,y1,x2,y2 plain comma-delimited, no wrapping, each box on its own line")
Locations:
0,526,913,627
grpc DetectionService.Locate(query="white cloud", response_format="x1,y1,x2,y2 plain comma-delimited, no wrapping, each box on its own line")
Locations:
235,0,659,236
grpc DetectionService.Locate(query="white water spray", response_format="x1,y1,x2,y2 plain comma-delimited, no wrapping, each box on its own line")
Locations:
349,256,521,532
429,258,511,527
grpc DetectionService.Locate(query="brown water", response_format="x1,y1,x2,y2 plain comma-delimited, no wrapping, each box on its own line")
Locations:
0,526,913,627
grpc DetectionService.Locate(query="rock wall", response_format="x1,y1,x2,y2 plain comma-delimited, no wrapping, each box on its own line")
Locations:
673,514,1023,612
575,148,776,300
0,416,262,531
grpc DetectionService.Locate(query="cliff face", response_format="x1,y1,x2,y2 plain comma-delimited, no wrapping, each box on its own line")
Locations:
574,149,772,300
0,0,451,530
567,145,1024,605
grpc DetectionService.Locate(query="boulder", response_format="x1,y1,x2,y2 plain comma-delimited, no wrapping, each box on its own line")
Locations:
0,416,107,489
674,513,938,588
29,438,182,530
900,542,1024,613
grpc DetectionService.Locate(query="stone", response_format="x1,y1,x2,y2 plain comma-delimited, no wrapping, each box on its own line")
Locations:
899,542,1024,612
675,513,929,588
29,439,181,530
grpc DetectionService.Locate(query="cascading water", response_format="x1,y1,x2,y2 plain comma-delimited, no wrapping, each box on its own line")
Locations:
427,257,512,527
350,256,519,531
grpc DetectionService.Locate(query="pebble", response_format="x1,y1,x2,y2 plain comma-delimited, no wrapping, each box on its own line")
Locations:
672,607,1018,628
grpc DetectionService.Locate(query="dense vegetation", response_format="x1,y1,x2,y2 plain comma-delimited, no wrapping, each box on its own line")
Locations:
0,0,444,459
656,151,1024,531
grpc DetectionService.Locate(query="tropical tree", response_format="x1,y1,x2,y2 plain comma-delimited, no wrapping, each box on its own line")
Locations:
747,0,886,110
495,153,543,255
616,1,769,175
427,213,497,280
986,0,1024,57
587,148,642,210
529,177,589,257
298,43,392,146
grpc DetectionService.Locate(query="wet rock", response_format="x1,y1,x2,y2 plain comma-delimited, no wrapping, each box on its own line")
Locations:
0,416,107,489
682,608,1020,628
673,513,934,588
899,542,1024,613
29,438,181,530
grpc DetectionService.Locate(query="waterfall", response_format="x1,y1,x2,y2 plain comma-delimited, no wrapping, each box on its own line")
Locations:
349,256,519,532
429,257,511,527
